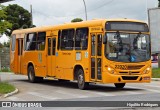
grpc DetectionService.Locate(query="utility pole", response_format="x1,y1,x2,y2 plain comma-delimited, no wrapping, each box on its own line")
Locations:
83,0,87,21
146,0,148,22
30,5,33,26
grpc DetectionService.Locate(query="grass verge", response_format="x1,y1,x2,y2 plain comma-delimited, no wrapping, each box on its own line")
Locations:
152,68,160,78
0,82,15,94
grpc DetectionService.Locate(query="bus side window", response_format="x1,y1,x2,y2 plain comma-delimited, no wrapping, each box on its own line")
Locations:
24,34,27,51
25,33,37,51
37,32,46,51
97,34,102,56
48,38,51,55
61,29,74,50
11,34,16,51
57,30,61,50
75,28,88,50
52,38,56,55
61,30,67,50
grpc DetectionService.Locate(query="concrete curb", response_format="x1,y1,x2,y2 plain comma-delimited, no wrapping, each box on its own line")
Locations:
0,72,13,74
152,78,160,81
4,88,18,98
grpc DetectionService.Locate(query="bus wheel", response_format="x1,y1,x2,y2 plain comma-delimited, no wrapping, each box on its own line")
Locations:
77,69,89,90
114,83,125,89
28,66,42,83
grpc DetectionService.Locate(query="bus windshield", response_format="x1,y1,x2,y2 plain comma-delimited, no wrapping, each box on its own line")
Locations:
105,32,151,62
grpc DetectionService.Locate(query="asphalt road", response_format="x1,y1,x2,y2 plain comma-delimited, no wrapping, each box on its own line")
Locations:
0,72,160,110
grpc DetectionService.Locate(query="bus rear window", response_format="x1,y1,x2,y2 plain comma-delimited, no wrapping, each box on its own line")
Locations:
11,35,16,51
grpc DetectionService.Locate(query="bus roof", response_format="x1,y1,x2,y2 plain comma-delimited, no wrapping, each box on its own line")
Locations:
12,19,146,35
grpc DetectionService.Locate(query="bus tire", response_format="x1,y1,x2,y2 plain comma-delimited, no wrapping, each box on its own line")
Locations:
114,83,125,89
77,69,89,90
28,66,40,83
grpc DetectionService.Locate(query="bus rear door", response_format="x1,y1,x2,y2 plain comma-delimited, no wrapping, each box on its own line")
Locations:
17,38,23,74
47,37,56,77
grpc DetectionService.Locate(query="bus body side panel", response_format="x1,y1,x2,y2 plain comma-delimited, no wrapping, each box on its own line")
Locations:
10,35,19,73
75,51,90,82
36,51,47,77
23,51,46,77
55,51,75,80
10,39,17,73
21,51,27,75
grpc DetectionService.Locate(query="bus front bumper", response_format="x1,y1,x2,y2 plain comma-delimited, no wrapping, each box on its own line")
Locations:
102,72,151,83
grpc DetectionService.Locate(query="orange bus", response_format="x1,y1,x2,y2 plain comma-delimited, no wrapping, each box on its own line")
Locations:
10,19,151,89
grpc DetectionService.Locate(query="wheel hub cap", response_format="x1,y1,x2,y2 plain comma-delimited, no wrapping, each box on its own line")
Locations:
78,75,83,85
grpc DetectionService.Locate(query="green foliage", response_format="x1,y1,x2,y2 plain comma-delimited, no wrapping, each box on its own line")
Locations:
0,82,15,94
152,68,160,78
3,42,10,48
0,42,10,48
71,18,83,22
3,4,35,36
0,5,12,35
159,0,160,7
0,67,11,72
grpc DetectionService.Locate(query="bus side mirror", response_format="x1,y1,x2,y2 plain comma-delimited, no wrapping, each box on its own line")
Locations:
103,35,107,44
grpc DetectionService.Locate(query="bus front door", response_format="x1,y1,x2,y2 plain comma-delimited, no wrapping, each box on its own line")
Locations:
91,34,102,81
47,37,56,77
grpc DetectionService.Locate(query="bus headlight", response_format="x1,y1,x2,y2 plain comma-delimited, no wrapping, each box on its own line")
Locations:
143,67,150,74
108,67,114,74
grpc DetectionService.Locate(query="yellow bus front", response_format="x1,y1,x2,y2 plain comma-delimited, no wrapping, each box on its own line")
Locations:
101,20,151,85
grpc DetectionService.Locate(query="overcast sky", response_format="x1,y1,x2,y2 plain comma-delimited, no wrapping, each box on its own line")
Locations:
2,0,158,27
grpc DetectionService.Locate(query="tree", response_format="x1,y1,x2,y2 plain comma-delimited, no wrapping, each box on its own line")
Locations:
159,0,160,7
3,4,35,36
71,18,83,22
0,5,12,35
3,42,10,48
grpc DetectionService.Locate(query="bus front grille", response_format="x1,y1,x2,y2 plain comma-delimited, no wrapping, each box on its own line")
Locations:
122,76,138,80
119,71,140,74
127,65,145,70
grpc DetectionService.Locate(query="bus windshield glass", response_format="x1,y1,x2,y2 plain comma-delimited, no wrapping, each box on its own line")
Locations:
105,32,151,62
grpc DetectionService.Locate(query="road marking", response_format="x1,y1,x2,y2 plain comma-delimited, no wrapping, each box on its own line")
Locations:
124,91,143,95
144,85,160,88
8,96,25,101
27,92,60,100
55,90,89,98
126,86,160,93
145,89,160,93
85,90,115,97
92,92,115,96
